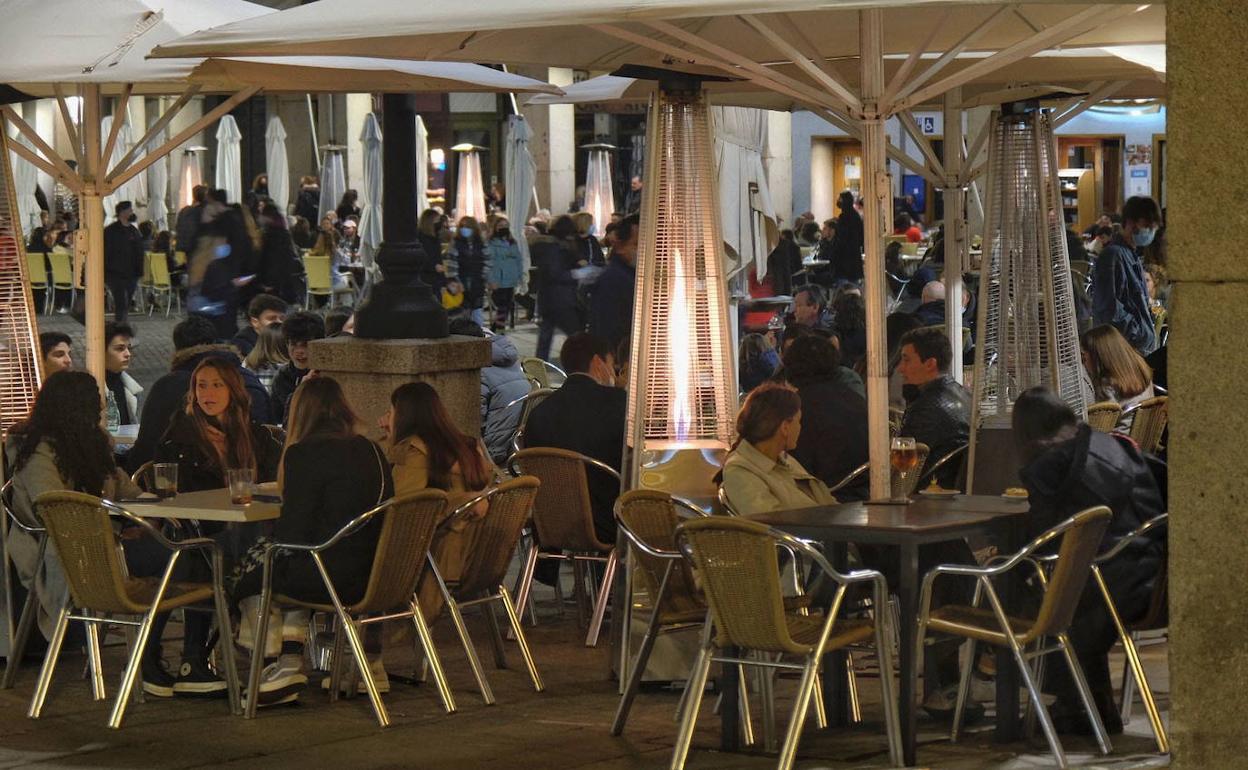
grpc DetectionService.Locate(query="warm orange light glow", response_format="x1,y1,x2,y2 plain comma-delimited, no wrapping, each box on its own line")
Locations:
669,246,692,442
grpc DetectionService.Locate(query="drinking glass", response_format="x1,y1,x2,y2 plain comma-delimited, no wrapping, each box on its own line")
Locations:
227,468,255,505
889,436,919,503
153,463,178,499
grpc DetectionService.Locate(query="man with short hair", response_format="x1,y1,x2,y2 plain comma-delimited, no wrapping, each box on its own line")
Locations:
792,285,834,335
103,321,141,426
271,311,326,424
38,331,72,376
523,333,626,543
231,294,288,357
127,315,272,472
1093,196,1159,354
175,184,207,255
588,214,638,355
103,201,143,322
896,327,970,488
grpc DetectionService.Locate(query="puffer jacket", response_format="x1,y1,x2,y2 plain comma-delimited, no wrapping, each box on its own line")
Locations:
480,334,531,464
898,374,970,487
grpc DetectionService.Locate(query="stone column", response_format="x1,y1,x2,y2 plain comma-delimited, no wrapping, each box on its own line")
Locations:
1169,2,1248,766
809,137,835,222
520,67,576,214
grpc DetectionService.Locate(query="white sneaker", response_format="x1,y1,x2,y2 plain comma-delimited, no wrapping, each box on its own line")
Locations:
321,656,390,694
245,654,308,708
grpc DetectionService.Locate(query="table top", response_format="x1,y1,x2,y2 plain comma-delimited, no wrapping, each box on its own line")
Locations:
122,488,281,523
110,424,139,447
748,494,1028,546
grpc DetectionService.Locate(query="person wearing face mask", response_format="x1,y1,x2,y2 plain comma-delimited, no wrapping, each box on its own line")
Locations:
448,216,489,325
1092,196,1160,355
103,201,144,322
485,217,524,331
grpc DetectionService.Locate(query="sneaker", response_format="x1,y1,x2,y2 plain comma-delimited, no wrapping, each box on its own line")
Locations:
142,657,176,698
320,656,390,695
922,684,985,725
173,657,228,697
245,654,307,708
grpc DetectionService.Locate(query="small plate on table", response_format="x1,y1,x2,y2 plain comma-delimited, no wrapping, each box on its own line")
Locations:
919,487,960,497
1001,488,1030,501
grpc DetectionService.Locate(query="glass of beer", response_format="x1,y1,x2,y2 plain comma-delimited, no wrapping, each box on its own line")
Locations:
890,437,919,503
227,468,255,505
153,463,178,500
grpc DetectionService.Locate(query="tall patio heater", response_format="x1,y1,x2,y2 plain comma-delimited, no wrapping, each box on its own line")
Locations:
617,76,737,683
966,102,1086,493
177,146,206,209
452,143,488,222
581,142,616,237
0,124,43,434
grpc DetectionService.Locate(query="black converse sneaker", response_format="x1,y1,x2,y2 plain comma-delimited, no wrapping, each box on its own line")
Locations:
142,657,176,698
173,657,228,697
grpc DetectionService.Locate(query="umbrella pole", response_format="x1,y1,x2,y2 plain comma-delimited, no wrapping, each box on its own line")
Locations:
82,84,107,386
860,10,891,501
943,87,965,383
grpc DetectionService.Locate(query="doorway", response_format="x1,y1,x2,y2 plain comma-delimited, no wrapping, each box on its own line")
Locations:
1058,135,1125,216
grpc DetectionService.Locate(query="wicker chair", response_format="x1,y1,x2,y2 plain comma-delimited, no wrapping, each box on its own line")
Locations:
916,442,968,490
1086,401,1123,433
29,491,239,729
917,506,1114,769
671,517,902,770
0,480,46,690
1126,395,1169,454
243,490,456,725
520,357,566,389
508,448,619,647
505,387,556,457
426,476,544,704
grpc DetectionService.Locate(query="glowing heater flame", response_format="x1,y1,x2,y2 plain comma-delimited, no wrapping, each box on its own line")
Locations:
669,247,692,441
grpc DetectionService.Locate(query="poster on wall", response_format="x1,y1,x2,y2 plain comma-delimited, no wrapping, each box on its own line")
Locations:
1126,144,1152,166
1125,143,1152,196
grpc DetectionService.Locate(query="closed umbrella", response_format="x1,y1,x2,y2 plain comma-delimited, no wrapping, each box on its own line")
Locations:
102,116,146,217
9,132,40,236
265,115,289,216
318,147,345,223
505,115,535,293
358,112,383,285
214,114,242,204
713,106,777,280
414,115,429,214
146,127,170,230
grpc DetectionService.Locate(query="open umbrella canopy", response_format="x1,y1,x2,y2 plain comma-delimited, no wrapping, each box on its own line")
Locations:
187,57,562,95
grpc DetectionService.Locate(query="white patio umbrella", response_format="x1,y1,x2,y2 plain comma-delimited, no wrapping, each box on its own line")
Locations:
358,112,384,281
8,132,40,236
505,115,536,292
145,127,170,230
318,147,346,223
214,115,243,204
713,106,777,280
265,115,290,215
101,116,146,218
415,115,430,214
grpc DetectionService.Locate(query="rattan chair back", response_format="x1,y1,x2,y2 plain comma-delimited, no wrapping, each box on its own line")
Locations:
1086,401,1122,433
453,476,540,599
676,516,809,655
891,442,930,499
350,491,449,614
34,491,145,614
1029,506,1112,640
1128,395,1168,454
511,447,612,552
616,490,703,619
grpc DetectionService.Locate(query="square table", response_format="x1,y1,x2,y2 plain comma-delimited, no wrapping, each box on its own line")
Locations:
122,488,281,523
739,494,1029,767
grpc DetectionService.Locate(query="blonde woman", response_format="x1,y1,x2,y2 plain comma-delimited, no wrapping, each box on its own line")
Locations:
243,323,289,394
1081,324,1154,426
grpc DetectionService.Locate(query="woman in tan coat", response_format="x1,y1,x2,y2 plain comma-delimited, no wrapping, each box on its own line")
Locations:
379,382,494,620
721,382,836,515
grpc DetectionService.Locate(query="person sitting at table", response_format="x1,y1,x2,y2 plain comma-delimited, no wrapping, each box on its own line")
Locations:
4,371,212,699
380,382,493,624
739,333,780,394
1081,324,1155,429
38,331,72,376
791,285,835,337
243,322,288,395
896,327,970,488
104,321,141,426
235,377,393,706
780,336,869,502
831,290,867,370
1012,387,1166,735
270,311,326,424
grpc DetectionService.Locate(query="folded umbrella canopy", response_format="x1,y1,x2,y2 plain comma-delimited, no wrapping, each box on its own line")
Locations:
358,112,384,284
214,114,243,204
264,116,289,216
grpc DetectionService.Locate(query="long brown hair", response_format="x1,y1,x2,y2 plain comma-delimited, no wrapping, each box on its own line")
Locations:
186,358,255,473
732,382,801,451
1082,325,1152,400
280,377,360,489
390,382,490,491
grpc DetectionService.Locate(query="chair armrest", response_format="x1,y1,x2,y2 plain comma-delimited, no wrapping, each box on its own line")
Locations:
829,462,869,494
1095,513,1168,564
101,501,217,552
263,497,393,553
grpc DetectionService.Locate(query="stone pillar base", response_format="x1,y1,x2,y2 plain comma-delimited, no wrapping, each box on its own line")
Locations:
308,335,492,441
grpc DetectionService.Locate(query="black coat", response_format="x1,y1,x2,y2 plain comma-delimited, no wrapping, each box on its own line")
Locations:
153,411,282,494
529,236,580,317
789,378,870,501
262,435,393,604
899,374,970,487
259,226,303,304
831,208,864,282
587,255,636,354
417,232,446,290
269,363,308,425
103,220,143,281
523,374,626,542
126,344,274,473
293,188,319,225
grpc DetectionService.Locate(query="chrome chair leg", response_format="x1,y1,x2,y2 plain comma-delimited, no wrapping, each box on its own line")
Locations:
3,570,41,689
737,664,756,747
85,617,106,701
950,637,977,742
1119,645,1136,725
586,549,617,647
611,589,665,735
875,604,904,768
675,617,713,723
1011,636,1066,768
1057,632,1112,755
109,557,178,729
571,559,589,628
409,600,456,714
28,602,71,718
778,649,828,770
845,651,861,724
327,624,346,704
500,586,544,692
210,552,241,716
1093,565,1167,753
759,653,777,753
312,554,388,728
244,561,277,719
512,543,540,626
438,575,494,705
670,639,714,770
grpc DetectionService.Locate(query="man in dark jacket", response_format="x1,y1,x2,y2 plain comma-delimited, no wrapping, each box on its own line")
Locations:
126,315,272,473
103,201,144,322
1092,195,1159,355
588,214,638,355
830,191,864,284
781,335,869,501
230,294,287,357
174,184,207,255
896,327,970,488
523,333,625,543
530,217,583,362
1013,387,1166,734
271,311,326,424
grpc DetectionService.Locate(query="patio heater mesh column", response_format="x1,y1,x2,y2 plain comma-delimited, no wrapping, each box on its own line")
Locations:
177,146,206,209
967,107,1085,492
0,121,44,435
454,145,488,222
582,143,615,238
